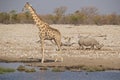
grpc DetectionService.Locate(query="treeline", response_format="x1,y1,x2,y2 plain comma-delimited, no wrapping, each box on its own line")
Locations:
0,7,120,25
0,10,33,24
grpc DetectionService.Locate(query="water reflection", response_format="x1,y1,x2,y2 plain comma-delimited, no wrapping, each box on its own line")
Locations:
0,62,24,69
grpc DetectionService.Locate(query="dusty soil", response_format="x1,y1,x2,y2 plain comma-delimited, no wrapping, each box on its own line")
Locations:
0,24,120,70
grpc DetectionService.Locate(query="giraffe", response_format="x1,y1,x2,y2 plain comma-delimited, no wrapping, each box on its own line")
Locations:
22,2,62,63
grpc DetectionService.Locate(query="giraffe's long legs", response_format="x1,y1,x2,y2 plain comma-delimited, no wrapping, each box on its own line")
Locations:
41,38,45,63
54,39,63,62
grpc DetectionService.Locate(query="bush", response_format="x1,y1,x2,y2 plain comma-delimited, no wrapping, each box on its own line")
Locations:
0,67,15,74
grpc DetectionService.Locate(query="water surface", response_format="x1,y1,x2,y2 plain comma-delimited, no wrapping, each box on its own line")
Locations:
0,63,120,80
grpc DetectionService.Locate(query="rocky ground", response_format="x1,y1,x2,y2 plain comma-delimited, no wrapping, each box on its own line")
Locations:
0,24,120,70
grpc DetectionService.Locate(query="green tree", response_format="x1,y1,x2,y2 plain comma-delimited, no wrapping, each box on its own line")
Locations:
0,12,9,24
9,10,17,23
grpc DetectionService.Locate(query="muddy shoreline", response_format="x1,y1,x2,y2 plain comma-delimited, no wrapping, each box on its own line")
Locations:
0,55,120,71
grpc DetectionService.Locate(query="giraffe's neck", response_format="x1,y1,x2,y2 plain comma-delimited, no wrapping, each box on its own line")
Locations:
27,5,48,28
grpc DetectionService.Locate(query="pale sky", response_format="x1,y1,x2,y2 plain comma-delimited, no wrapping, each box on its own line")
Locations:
0,0,120,14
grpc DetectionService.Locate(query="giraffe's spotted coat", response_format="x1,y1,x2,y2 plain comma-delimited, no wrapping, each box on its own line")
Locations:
23,2,62,63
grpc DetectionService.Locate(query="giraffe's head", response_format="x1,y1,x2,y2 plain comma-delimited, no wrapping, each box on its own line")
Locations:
22,2,31,12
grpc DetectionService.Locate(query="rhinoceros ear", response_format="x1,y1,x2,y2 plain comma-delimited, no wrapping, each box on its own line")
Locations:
26,2,29,4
